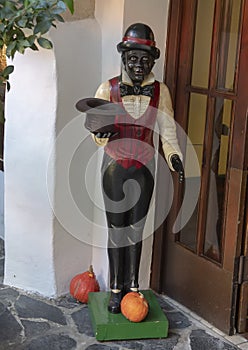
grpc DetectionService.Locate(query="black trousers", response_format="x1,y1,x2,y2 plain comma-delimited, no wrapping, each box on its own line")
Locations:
101,154,155,291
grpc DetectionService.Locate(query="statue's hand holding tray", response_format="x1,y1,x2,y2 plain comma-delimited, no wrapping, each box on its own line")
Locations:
75,98,125,138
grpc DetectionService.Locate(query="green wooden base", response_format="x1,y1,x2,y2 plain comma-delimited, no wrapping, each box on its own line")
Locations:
88,290,169,341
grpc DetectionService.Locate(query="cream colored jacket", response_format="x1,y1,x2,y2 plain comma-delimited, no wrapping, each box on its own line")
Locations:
92,70,182,171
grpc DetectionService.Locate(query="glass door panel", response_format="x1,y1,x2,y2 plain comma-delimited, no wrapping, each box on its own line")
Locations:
216,0,242,91
191,0,215,88
178,93,207,250
204,98,232,262
187,93,208,152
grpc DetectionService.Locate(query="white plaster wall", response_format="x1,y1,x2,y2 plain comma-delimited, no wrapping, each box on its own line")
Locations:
4,19,103,297
0,171,3,239
95,0,125,82
92,0,125,290
4,48,57,295
50,19,102,295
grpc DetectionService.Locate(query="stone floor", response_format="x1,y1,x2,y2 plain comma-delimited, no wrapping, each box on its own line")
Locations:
1,238,248,350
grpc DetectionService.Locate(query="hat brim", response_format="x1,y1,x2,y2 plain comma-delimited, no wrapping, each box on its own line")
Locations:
117,42,160,59
75,98,125,116
76,98,125,134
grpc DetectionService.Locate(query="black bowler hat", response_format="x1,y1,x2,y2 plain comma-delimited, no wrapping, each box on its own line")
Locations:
117,23,160,59
75,97,125,134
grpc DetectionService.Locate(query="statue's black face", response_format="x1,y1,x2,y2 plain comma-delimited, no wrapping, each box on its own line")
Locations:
124,50,154,84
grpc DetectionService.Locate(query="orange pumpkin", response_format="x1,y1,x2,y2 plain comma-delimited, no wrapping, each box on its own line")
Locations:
70,265,100,303
120,292,149,322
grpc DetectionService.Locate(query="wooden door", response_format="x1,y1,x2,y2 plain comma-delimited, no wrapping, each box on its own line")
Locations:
151,0,248,335
237,134,248,333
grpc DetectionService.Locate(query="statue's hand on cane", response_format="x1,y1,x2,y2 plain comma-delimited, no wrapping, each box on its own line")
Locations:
171,154,184,183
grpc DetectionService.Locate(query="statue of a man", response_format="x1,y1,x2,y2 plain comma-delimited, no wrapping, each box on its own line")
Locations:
85,23,184,313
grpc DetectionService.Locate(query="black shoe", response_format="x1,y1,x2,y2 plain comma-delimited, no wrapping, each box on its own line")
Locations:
108,291,122,314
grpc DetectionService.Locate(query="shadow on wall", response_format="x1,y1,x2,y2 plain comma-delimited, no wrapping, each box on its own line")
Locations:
0,171,4,240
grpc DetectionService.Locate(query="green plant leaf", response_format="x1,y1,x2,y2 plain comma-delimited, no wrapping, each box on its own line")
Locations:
37,37,53,49
0,0,74,67
2,65,14,77
17,17,28,28
14,27,25,40
19,39,31,47
6,41,16,58
54,14,64,22
27,34,36,46
24,0,29,8
30,42,39,51
17,43,25,54
34,20,52,35
1,65,14,79
6,81,10,91
51,1,66,14
63,0,74,14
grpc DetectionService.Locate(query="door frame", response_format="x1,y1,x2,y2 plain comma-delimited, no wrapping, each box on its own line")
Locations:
151,0,248,335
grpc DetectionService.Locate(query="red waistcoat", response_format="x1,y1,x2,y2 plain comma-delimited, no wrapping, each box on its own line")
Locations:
104,76,160,169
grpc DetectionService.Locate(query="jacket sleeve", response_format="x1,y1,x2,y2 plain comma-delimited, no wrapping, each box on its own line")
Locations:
91,81,111,147
157,83,183,171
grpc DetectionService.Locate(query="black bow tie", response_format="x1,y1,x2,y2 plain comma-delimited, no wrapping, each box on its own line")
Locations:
119,83,154,98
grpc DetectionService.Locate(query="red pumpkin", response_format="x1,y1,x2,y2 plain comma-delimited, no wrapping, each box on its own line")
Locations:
120,292,149,322
70,265,100,303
